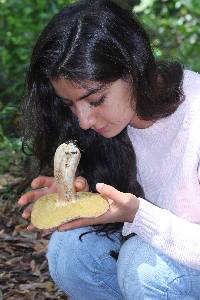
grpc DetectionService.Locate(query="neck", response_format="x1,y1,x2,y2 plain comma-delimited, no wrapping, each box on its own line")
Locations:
130,114,155,129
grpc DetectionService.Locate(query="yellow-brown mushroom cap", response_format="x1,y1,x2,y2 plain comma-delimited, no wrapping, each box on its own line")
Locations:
31,192,109,229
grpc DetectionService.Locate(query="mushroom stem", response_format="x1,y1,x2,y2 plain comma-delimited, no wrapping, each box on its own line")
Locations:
54,142,81,206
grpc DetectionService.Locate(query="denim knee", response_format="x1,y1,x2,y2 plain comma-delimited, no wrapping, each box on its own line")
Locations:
47,229,78,298
47,227,123,300
117,236,200,300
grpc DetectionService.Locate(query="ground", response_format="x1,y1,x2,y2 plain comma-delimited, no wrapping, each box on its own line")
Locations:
0,173,69,300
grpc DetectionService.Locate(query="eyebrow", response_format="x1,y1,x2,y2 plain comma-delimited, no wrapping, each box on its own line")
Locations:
54,83,105,102
78,84,105,100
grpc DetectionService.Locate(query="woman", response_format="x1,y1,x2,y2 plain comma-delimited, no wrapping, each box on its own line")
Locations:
18,0,200,299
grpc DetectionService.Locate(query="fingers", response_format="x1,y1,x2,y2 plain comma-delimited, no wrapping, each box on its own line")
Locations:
27,224,35,231
96,183,124,203
19,175,89,234
58,218,93,231
42,228,55,237
22,205,32,219
18,188,48,206
18,176,55,206
31,176,54,189
32,175,87,191
75,176,89,192
19,175,87,207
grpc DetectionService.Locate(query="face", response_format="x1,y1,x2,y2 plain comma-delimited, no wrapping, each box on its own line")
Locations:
51,77,153,138
51,77,136,138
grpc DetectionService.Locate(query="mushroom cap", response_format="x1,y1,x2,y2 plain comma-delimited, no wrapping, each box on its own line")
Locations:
31,192,109,229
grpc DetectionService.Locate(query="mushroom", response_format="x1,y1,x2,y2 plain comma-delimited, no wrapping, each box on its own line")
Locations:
31,142,109,229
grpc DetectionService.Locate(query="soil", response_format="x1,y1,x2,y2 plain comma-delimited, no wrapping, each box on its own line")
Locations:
0,174,69,300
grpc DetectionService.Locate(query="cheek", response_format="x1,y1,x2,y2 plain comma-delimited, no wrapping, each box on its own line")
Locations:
98,107,117,121
105,104,132,122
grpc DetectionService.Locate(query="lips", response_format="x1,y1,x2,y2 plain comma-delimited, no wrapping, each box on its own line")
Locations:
94,126,108,134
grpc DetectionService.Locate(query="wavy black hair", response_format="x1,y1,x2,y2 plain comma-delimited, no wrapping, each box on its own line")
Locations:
22,0,184,237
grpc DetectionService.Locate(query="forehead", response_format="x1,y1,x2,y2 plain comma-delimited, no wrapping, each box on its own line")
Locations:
51,77,106,99
51,77,132,103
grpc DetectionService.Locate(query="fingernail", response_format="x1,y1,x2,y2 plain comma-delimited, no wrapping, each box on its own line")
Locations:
96,183,104,191
31,181,37,188
76,180,83,187
18,198,24,205
58,228,65,232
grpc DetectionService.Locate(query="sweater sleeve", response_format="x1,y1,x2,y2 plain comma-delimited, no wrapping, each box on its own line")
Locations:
122,197,200,270
123,70,200,270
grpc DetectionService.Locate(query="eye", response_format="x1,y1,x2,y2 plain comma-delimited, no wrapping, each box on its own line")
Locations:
64,100,74,107
89,96,106,107
59,97,73,107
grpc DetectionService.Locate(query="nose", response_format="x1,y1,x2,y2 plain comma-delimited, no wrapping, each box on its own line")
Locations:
76,105,96,130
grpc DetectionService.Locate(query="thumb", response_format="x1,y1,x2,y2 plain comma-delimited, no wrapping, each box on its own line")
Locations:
96,183,123,203
75,176,89,192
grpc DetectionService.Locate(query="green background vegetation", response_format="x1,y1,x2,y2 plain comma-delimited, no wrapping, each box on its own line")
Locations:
0,0,200,176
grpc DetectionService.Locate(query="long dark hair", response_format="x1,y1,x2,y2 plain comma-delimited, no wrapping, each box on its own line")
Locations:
22,0,183,236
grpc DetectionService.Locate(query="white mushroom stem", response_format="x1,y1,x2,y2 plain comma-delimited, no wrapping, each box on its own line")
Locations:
54,142,81,206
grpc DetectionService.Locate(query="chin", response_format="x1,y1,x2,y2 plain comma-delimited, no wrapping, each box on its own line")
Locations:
100,130,122,138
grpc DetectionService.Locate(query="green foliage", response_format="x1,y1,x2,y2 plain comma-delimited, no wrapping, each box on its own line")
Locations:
112,0,140,11
135,0,200,71
0,0,199,175
0,0,75,174
0,0,75,135
0,124,24,175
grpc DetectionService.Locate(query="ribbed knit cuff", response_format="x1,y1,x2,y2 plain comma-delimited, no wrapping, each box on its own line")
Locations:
122,197,169,238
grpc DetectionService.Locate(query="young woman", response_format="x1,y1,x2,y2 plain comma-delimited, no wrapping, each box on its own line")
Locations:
18,0,200,299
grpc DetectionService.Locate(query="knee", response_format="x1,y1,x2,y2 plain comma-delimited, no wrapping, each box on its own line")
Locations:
117,236,161,298
117,236,200,299
47,227,122,298
47,227,91,291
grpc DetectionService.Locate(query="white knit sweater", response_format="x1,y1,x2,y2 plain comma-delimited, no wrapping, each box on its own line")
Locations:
123,70,200,270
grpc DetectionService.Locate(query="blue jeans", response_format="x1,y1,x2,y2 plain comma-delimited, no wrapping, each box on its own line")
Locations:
47,227,200,300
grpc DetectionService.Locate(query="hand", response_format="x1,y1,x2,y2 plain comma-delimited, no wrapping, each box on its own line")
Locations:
57,183,140,231
18,175,89,232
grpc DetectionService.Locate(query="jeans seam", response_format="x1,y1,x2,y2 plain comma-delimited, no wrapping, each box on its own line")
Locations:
166,274,200,299
119,248,136,299
93,264,123,300
96,278,123,300
83,233,120,271
77,236,121,299
88,241,122,298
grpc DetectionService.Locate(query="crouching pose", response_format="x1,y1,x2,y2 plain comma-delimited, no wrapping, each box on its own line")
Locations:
19,0,200,299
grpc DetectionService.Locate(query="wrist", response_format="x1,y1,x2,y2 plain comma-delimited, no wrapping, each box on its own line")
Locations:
127,195,140,223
